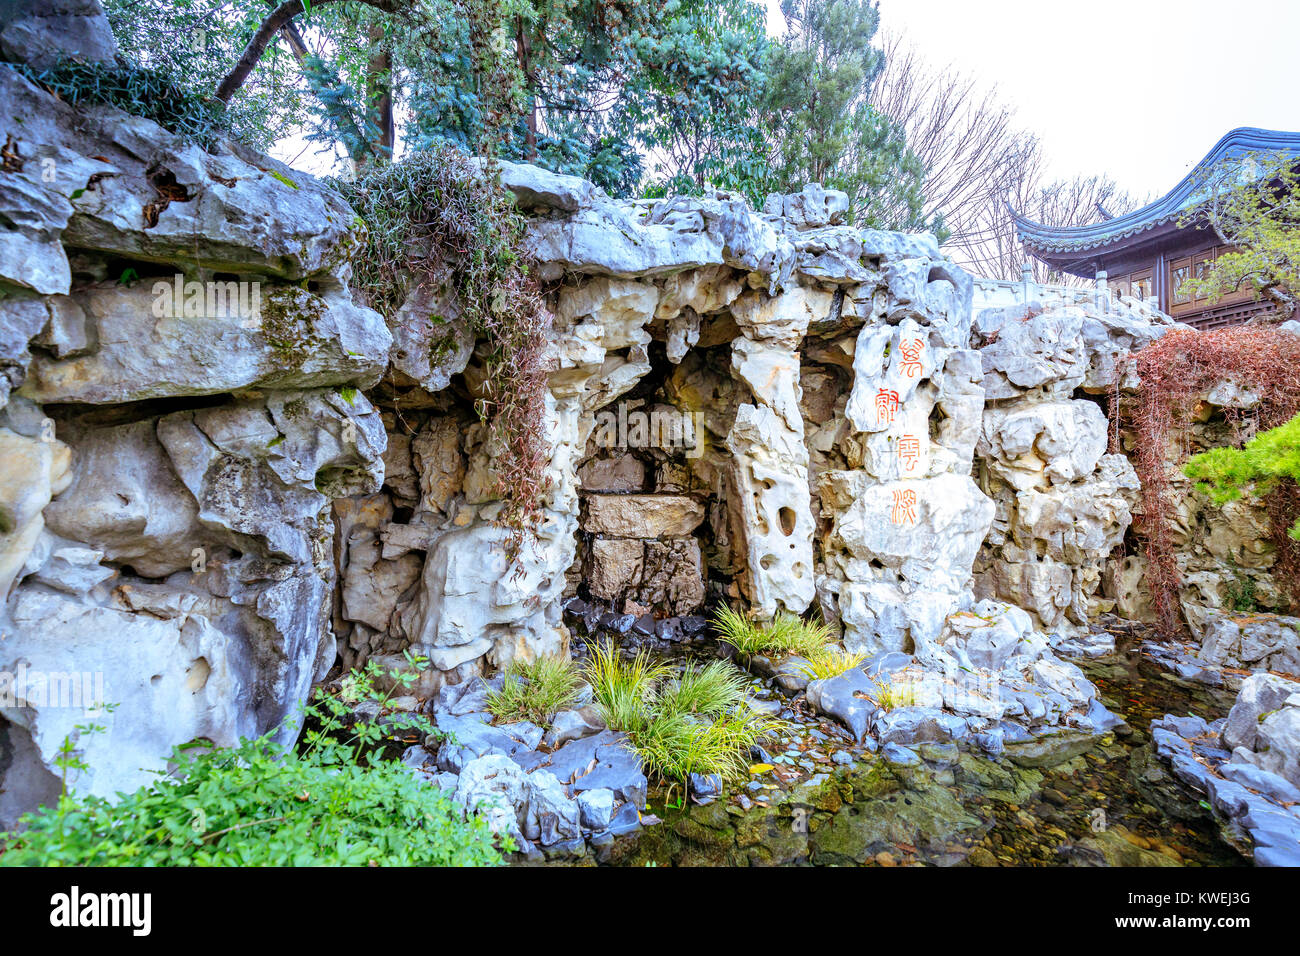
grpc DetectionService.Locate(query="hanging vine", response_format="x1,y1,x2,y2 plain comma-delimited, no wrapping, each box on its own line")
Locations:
1118,326,1300,637
336,147,552,535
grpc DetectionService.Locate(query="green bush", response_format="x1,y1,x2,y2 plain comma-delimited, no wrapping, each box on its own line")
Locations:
1184,412,1300,540
0,656,507,867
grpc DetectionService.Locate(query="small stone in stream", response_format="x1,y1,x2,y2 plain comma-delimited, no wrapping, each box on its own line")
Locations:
881,743,920,766
541,705,606,749
832,750,853,766
562,597,588,622
632,614,656,637
967,846,998,867
680,615,709,637
690,772,723,801
972,728,1005,758
749,744,773,763
606,800,642,837
599,613,636,636
499,720,546,750
737,794,753,811
576,788,616,831
747,781,764,792
874,851,897,866
1043,788,1068,807
779,709,795,720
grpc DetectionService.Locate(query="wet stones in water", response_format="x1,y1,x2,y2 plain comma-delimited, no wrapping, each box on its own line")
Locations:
690,773,724,804
882,743,920,766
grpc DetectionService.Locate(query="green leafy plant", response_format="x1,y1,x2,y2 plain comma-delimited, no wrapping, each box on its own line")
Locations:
1184,412,1300,542
712,604,834,659
0,653,507,867
1223,572,1261,613
486,657,584,725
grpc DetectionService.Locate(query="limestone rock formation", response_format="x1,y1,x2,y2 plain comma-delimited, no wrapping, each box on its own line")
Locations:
972,302,1155,636
0,68,389,825
0,66,1185,827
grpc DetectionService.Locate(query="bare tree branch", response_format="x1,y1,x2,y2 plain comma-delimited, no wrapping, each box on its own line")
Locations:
216,0,400,104
871,32,1144,280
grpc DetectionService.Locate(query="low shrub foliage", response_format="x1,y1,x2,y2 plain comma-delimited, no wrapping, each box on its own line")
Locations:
0,655,506,867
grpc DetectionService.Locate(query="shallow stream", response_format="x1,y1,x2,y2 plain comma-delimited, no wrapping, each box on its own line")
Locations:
598,638,1247,867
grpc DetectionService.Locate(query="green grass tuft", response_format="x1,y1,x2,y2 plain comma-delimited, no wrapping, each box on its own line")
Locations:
486,656,584,725
583,641,779,784
799,646,867,681
712,605,834,659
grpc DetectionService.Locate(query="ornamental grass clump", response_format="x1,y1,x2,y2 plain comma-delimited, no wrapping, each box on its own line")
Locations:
582,641,779,784
712,604,834,659
799,646,867,681
486,656,585,725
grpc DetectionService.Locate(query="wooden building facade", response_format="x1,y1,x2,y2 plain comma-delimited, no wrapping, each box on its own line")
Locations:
1011,128,1300,329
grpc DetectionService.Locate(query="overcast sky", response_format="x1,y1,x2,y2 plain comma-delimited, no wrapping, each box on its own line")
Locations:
766,0,1300,200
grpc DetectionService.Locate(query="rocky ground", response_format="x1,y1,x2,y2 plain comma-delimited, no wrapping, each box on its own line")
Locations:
360,612,1287,867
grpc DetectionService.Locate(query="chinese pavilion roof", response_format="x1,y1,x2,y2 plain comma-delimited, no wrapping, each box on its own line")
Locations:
1011,127,1300,257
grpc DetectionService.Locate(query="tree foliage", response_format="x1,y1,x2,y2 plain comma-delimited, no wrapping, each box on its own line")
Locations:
625,0,769,201
1181,150,1300,318
1185,412,1300,541
760,0,928,229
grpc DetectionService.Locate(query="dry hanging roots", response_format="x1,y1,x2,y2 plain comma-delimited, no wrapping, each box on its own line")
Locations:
1118,326,1300,637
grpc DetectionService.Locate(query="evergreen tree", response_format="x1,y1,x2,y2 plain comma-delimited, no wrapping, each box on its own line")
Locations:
761,0,930,229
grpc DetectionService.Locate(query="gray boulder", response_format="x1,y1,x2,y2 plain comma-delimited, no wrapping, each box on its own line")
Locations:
1221,673,1298,752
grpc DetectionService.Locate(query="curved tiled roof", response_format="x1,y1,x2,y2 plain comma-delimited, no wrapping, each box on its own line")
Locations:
1012,128,1300,254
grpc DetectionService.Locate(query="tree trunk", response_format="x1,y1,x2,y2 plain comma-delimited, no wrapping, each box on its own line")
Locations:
365,22,395,163
515,16,538,162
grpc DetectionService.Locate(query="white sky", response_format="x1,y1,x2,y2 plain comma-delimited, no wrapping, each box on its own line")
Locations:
766,0,1300,199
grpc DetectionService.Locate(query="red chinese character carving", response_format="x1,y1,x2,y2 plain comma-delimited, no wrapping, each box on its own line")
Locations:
898,337,924,379
874,388,900,424
890,488,918,526
898,435,921,471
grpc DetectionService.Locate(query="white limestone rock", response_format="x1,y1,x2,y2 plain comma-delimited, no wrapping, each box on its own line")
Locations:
20,281,390,405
